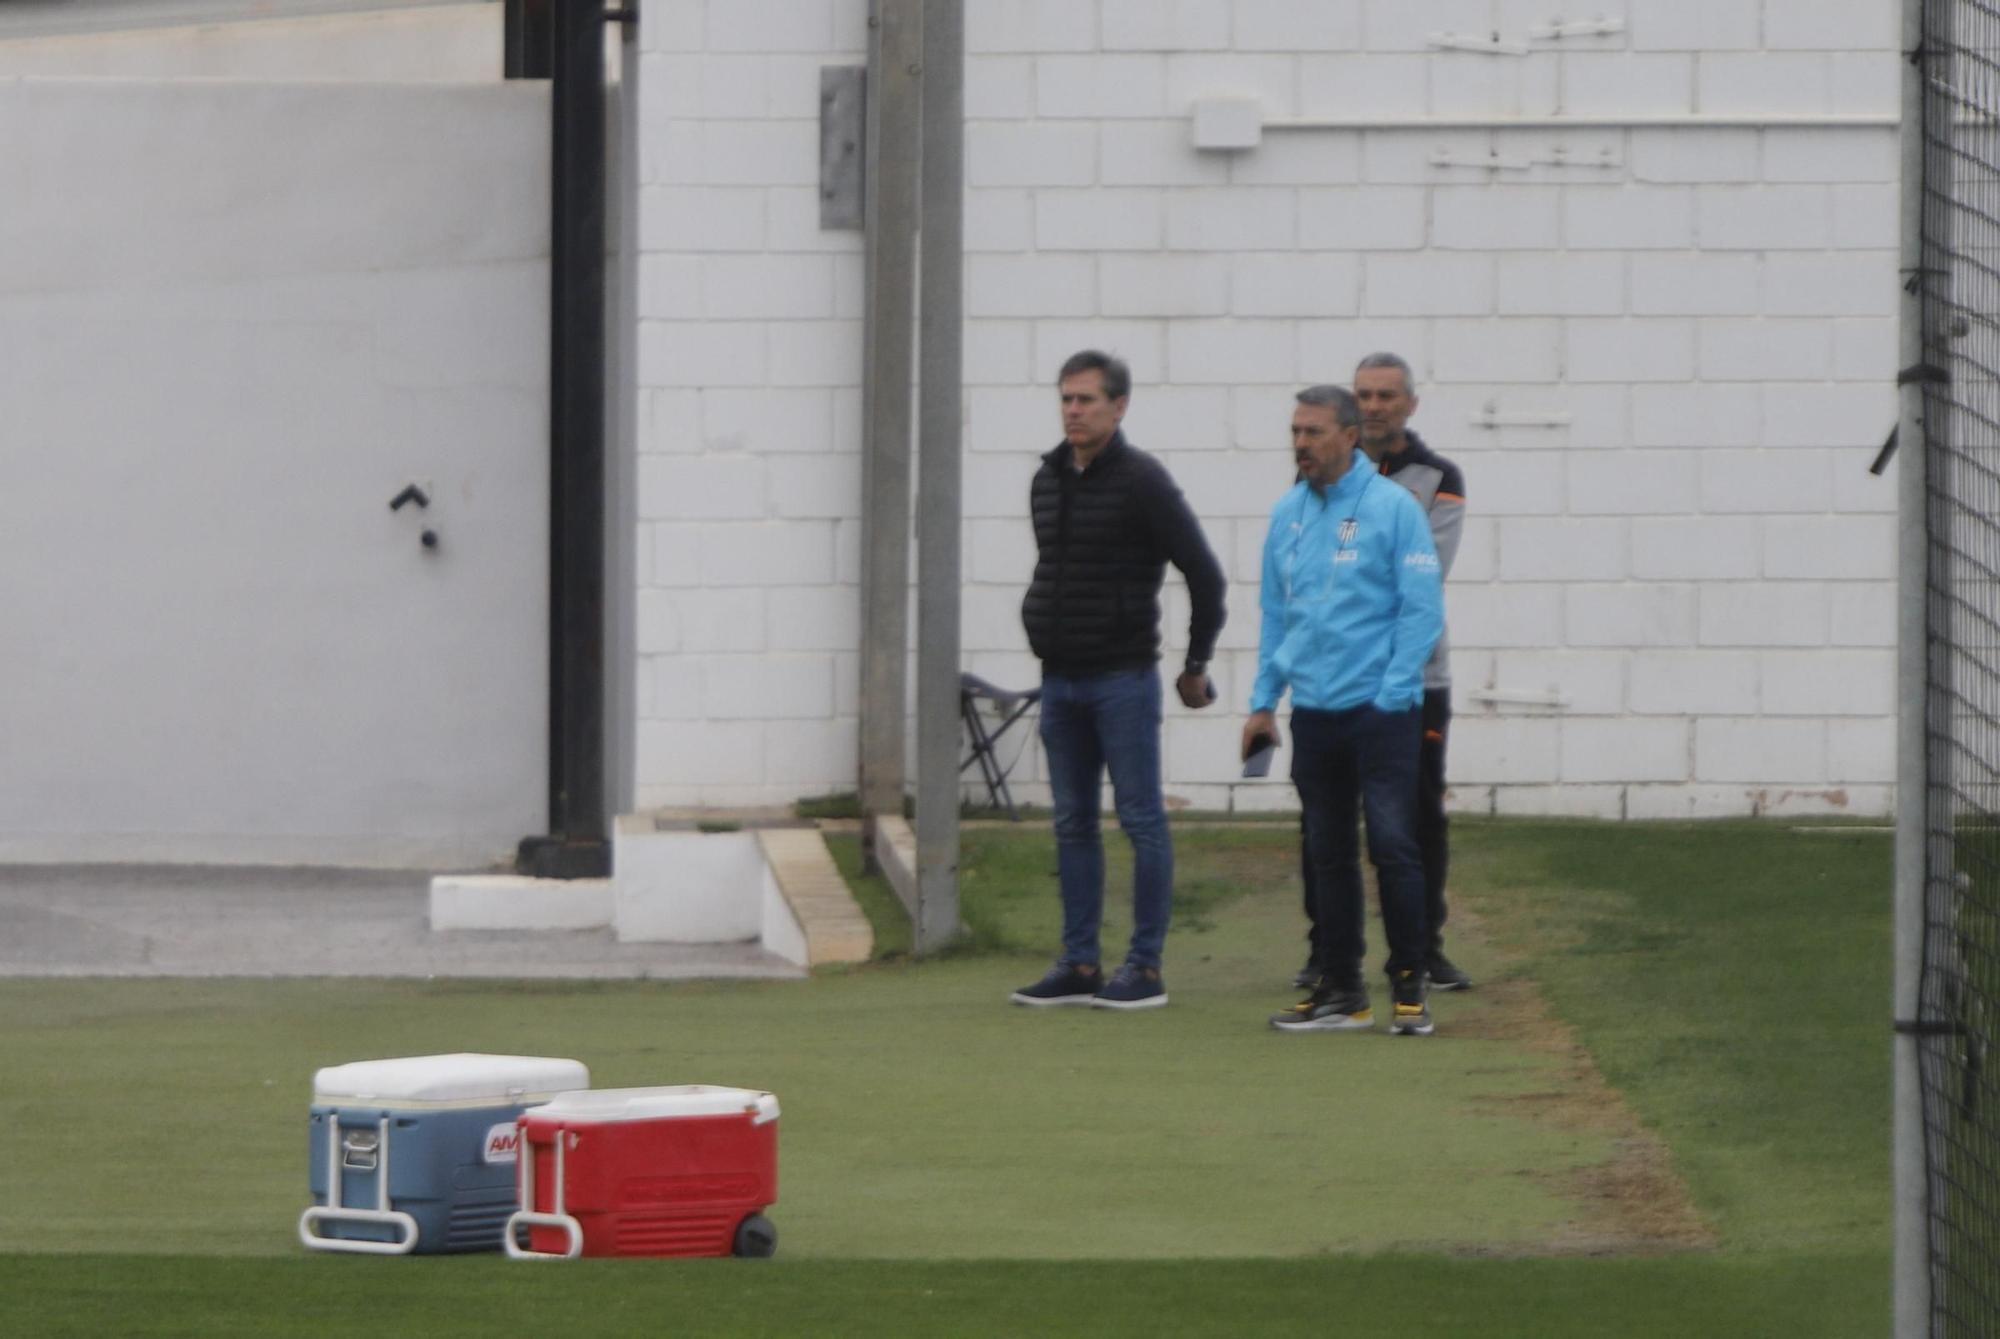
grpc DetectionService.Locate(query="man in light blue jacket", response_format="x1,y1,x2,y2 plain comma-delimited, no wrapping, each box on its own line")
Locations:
1241,385,1444,1036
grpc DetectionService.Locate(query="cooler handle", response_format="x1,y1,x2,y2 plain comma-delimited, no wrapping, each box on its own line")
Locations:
299,1113,419,1255
299,1205,420,1255
504,1128,584,1261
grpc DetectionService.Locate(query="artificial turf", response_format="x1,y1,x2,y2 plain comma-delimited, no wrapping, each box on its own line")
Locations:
0,818,1895,1336
1460,819,1893,1255
0,1251,1888,1338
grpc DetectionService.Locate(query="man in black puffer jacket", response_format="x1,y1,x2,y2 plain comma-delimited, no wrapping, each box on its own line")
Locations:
1008,350,1226,1012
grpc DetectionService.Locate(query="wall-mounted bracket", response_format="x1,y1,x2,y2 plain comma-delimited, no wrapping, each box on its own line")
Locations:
1430,148,1533,171
1470,405,1573,429
1469,687,1572,710
1528,17,1626,40
1535,143,1623,170
1428,31,1530,56
819,65,866,229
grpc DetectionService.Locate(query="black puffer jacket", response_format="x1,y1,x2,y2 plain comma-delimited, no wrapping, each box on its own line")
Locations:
1021,432,1226,676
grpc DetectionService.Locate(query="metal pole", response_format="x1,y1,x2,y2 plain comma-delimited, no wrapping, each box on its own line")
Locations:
858,2,880,818
913,0,963,954
859,0,920,848
519,0,610,879
504,0,552,79
604,0,641,822
1893,0,1933,1331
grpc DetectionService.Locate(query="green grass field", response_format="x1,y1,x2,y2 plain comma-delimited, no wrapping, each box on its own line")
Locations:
0,819,1893,1336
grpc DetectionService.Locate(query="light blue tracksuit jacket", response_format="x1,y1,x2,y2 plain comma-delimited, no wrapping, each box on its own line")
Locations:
1250,451,1444,715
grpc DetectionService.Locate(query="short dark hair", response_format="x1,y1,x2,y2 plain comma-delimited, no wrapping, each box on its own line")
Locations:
1296,384,1360,429
1058,349,1131,401
1354,351,1416,394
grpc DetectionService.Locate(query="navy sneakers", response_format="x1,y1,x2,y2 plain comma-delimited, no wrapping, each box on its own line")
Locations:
1090,962,1168,1010
1009,961,1101,1007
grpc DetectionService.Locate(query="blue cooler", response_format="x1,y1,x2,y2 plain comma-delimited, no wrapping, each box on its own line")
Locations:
299,1052,589,1255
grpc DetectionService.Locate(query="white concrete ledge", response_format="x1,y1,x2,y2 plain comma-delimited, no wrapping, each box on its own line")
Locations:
428,874,612,931
427,816,875,972
758,828,871,967
760,864,810,969
613,827,765,944
873,815,920,923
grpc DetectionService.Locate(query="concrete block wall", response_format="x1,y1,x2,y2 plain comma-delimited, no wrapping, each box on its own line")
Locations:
632,0,870,807
634,0,1902,818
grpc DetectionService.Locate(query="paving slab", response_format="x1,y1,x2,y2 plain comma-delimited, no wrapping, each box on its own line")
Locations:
0,865,805,980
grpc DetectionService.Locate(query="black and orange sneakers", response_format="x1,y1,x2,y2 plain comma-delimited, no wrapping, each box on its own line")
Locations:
1390,969,1433,1036
1269,978,1373,1032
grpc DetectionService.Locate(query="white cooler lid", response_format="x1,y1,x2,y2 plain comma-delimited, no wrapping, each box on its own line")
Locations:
533,1084,779,1126
313,1053,590,1108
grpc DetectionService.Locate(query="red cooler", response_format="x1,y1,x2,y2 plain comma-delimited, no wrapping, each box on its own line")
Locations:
505,1085,779,1260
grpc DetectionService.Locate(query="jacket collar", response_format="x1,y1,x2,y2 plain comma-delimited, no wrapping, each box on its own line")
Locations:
1303,449,1377,504
1376,429,1432,473
1044,430,1130,474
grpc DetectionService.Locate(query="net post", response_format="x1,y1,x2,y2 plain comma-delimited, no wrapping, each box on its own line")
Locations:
1894,1,1934,1332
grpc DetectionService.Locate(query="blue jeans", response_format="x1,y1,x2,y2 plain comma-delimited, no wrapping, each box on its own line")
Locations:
1290,705,1429,980
1038,668,1172,970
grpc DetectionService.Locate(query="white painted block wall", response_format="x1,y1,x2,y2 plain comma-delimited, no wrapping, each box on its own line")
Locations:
633,0,1901,819
631,0,870,808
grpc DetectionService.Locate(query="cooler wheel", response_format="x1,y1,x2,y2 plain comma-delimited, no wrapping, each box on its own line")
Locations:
732,1213,778,1258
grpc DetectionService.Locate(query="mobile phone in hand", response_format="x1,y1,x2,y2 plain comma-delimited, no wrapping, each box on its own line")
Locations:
1241,731,1278,778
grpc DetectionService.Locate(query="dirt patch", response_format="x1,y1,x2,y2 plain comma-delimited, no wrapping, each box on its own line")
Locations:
1448,906,1715,1257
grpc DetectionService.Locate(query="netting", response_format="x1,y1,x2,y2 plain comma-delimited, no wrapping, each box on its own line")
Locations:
1917,2,2000,1332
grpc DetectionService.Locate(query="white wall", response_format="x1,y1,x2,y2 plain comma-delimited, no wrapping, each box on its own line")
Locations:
0,3,500,81
632,0,1901,819
629,1,871,809
0,76,552,863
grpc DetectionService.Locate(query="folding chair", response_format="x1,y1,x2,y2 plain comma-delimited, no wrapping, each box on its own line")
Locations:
960,673,1041,821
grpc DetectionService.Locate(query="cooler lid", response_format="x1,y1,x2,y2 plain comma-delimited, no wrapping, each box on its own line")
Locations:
312,1053,590,1107
532,1084,779,1126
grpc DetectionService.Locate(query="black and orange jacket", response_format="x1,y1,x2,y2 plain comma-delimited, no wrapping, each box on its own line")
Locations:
1378,431,1465,691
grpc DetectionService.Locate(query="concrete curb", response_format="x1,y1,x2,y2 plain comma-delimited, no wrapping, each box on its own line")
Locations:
758,828,873,967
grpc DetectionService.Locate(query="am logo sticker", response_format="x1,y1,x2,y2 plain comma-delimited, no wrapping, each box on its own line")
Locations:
483,1122,522,1164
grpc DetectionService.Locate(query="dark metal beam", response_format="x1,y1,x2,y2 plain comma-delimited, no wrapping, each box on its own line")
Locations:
518,0,609,880
504,0,553,79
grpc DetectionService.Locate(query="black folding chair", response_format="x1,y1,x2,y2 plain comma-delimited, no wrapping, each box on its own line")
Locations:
960,673,1041,821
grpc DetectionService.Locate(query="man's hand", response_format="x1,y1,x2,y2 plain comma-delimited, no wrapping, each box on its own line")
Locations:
1175,671,1216,710
1241,709,1278,761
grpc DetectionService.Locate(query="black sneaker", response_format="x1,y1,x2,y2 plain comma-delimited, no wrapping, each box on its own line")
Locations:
1091,963,1168,1010
1269,980,1372,1032
1426,952,1472,992
1009,961,1100,1007
1390,969,1433,1036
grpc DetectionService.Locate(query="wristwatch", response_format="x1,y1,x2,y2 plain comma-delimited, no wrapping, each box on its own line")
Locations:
1183,658,1207,678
